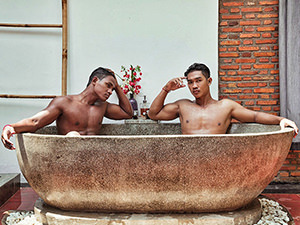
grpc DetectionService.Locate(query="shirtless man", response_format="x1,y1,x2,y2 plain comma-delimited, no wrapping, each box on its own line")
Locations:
148,63,298,136
1,67,133,150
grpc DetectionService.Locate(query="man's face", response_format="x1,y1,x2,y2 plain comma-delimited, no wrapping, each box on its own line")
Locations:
186,71,212,98
94,76,116,101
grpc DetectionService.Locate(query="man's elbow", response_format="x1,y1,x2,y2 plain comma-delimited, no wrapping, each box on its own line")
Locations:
129,109,134,118
123,109,133,119
124,113,133,119
25,119,40,132
148,111,158,120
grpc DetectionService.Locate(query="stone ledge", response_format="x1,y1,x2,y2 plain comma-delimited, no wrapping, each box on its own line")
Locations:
0,173,20,206
34,198,261,225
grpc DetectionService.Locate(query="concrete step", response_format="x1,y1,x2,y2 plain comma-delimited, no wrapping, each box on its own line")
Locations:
263,183,300,194
0,173,20,206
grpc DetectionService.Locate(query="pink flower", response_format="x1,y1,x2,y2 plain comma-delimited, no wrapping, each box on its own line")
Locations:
124,85,128,89
134,89,140,94
133,72,137,76
136,85,141,89
140,72,142,75
125,74,130,78
129,81,135,86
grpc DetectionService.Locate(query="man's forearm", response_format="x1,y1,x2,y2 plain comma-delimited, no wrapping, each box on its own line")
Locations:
10,119,40,134
149,77,184,120
148,89,168,118
254,112,284,125
115,85,133,116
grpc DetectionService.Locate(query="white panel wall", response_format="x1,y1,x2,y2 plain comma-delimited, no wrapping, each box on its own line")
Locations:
0,0,218,182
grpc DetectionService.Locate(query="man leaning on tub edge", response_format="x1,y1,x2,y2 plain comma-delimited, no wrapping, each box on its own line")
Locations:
148,63,298,137
1,63,298,151
1,67,133,150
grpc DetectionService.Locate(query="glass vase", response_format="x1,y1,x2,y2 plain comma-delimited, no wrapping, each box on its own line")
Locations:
129,93,138,119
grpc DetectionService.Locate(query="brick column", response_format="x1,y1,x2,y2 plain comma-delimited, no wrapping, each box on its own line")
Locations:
218,0,300,183
219,0,279,115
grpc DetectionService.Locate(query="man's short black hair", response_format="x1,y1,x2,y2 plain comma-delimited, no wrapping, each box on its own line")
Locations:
87,67,116,87
184,63,210,79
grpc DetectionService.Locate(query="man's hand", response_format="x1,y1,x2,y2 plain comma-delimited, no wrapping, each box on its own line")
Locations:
280,118,299,138
1,125,16,150
163,77,186,92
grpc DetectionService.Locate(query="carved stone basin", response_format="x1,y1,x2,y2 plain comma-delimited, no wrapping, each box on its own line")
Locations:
16,123,293,213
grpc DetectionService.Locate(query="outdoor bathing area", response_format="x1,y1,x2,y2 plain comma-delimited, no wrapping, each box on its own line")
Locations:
1,0,300,224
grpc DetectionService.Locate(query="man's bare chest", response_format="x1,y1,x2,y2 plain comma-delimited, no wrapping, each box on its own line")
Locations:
61,104,106,124
179,104,231,124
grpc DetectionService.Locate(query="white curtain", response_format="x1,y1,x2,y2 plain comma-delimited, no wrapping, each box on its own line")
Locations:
279,0,300,143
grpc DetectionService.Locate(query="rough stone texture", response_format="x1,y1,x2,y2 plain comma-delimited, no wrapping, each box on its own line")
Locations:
16,123,293,212
34,198,261,225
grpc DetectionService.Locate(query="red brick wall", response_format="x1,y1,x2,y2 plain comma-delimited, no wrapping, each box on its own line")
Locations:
275,144,300,183
218,0,300,183
219,0,279,115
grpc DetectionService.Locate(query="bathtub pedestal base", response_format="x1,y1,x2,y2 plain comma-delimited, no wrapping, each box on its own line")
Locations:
34,198,261,225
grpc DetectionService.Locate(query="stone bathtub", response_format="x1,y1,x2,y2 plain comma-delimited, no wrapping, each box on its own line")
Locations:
15,122,293,213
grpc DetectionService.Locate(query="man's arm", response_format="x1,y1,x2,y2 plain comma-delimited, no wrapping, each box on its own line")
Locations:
148,77,186,120
105,83,133,120
229,99,298,137
1,97,63,150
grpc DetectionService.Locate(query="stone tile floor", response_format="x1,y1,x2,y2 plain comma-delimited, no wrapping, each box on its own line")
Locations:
0,187,299,224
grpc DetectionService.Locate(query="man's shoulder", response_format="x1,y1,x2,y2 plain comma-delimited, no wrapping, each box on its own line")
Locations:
175,99,194,104
218,98,241,109
219,98,237,104
50,95,75,105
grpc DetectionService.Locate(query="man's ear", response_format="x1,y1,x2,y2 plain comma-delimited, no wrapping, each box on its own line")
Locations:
91,76,99,86
208,77,212,86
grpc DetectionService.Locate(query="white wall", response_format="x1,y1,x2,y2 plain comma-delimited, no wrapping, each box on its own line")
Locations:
0,0,218,182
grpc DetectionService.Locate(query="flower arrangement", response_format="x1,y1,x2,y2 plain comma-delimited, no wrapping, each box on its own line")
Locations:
119,65,142,95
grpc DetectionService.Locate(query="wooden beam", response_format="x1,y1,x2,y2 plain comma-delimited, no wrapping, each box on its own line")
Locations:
61,0,68,96
0,94,57,99
0,23,62,28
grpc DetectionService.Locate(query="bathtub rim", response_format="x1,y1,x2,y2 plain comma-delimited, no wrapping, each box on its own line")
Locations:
19,125,294,139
